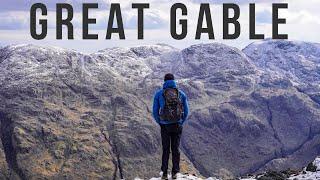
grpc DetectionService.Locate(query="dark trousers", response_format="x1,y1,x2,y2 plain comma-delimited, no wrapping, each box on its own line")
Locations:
160,123,182,174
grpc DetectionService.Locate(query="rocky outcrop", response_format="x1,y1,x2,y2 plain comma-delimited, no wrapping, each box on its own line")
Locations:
0,112,27,179
0,130,10,179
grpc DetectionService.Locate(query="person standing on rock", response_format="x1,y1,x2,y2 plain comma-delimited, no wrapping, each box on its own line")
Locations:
152,73,189,180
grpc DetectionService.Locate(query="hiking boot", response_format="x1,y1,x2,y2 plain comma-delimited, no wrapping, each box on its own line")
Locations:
161,172,168,180
172,172,178,179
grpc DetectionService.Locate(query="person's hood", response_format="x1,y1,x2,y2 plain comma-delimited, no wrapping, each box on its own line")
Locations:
163,80,177,89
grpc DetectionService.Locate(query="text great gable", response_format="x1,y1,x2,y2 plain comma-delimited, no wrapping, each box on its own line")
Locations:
30,3,288,40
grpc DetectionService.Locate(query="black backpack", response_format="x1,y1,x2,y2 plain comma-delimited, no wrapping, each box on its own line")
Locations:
160,88,184,122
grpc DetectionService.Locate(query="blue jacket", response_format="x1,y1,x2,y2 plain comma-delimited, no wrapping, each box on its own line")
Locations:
152,80,189,125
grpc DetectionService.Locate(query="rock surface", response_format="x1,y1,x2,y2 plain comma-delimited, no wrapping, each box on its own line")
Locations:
0,40,319,179
144,156,320,179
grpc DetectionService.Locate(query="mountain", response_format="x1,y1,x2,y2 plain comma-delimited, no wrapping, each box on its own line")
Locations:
243,40,320,85
166,42,320,178
243,39,320,105
0,40,320,179
0,44,198,179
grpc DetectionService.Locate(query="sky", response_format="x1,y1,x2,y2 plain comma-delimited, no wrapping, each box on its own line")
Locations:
0,0,319,53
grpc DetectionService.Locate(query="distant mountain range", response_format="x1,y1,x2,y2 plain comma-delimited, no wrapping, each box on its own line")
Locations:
0,39,319,179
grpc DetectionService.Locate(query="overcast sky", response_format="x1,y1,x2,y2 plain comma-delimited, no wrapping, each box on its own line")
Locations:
0,0,319,53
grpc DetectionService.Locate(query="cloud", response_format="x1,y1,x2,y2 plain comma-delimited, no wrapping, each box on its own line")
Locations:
1,0,285,12
0,0,109,12
255,10,272,24
0,11,29,30
0,3,169,30
124,10,168,29
0,0,283,30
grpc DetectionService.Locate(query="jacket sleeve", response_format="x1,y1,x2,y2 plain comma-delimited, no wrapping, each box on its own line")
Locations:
152,91,161,124
181,92,189,124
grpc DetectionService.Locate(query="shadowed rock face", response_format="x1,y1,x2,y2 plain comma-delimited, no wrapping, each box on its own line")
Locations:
0,41,319,179
0,135,10,179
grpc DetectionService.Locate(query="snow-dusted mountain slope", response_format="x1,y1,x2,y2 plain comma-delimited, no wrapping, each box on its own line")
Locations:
91,44,178,81
243,39,320,106
243,39,320,85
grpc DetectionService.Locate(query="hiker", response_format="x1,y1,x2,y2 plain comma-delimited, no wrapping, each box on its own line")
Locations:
152,73,189,180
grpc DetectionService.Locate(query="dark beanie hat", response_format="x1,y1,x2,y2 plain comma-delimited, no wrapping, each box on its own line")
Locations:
164,73,174,81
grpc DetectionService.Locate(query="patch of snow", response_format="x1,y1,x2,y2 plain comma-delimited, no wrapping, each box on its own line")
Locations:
289,171,320,180
289,157,320,180
135,173,218,180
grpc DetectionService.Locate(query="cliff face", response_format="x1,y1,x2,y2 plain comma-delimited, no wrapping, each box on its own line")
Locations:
0,40,319,179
